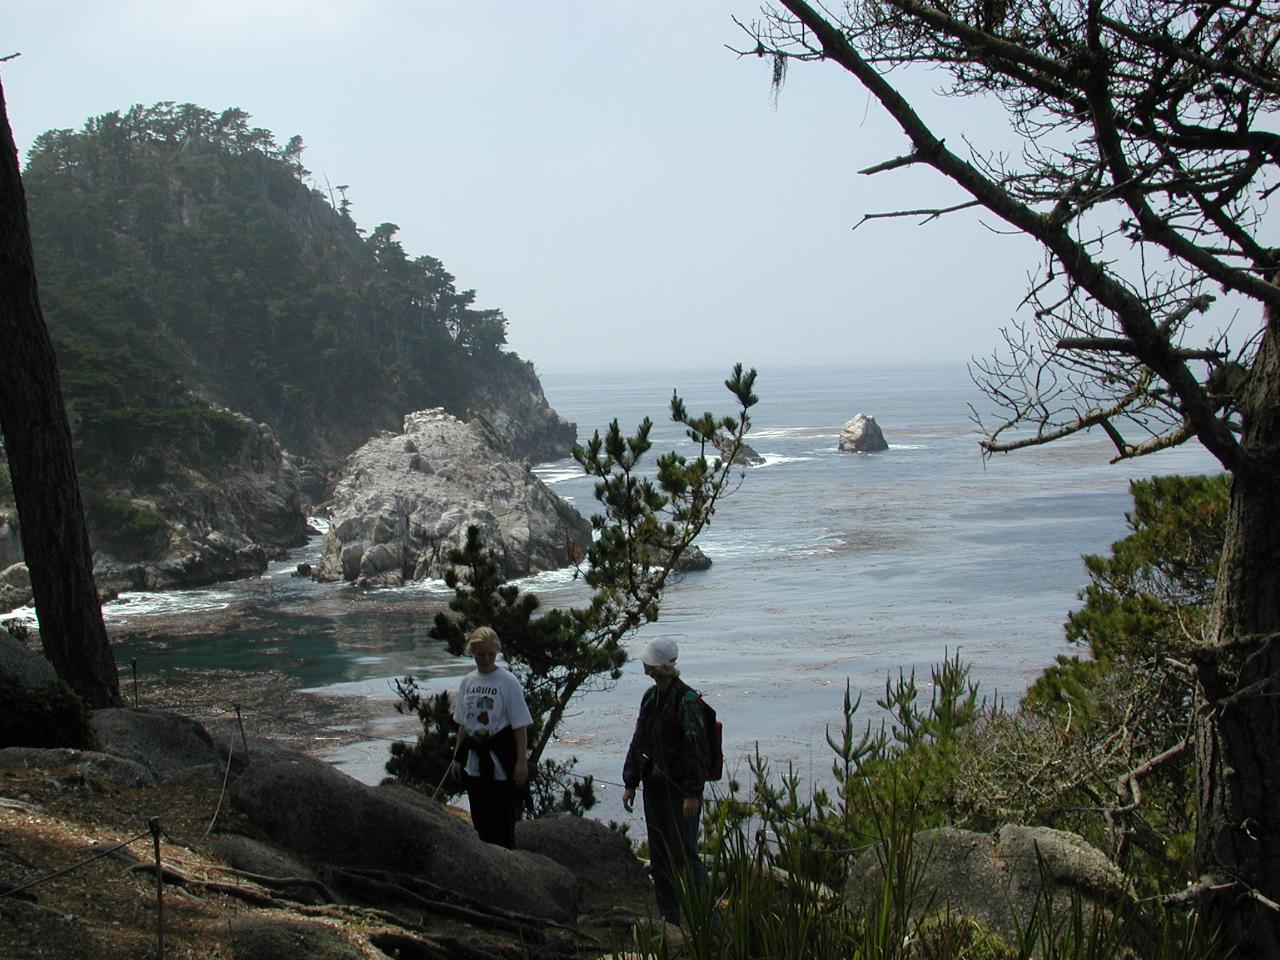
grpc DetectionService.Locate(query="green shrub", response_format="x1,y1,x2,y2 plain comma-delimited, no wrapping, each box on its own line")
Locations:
84,487,168,558
610,655,1218,960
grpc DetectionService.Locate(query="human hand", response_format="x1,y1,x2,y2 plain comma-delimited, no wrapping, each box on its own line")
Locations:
514,758,529,786
449,759,463,782
622,787,636,812
682,797,699,820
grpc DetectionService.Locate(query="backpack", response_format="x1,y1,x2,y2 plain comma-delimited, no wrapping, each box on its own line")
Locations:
697,694,724,782
659,683,725,783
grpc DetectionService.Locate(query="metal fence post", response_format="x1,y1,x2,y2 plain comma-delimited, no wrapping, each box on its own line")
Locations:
148,816,164,959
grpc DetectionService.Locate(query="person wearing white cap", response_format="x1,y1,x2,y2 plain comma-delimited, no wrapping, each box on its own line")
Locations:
622,637,711,926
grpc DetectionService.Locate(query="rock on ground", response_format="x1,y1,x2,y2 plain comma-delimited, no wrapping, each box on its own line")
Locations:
90,708,222,780
0,631,57,689
517,815,652,916
0,747,156,788
845,825,1133,948
208,833,330,905
224,917,368,960
313,408,590,586
0,634,92,749
838,413,889,453
231,754,579,923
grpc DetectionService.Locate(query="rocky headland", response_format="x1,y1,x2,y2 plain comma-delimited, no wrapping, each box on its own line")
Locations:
314,409,591,587
3,103,581,614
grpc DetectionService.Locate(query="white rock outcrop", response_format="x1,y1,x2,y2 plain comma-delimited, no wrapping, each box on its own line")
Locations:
314,409,590,587
838,413,889,453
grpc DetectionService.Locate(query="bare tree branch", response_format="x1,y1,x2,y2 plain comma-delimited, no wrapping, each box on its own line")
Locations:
852,200,981,229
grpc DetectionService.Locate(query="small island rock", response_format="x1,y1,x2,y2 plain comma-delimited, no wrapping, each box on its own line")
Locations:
838,413,889,453
712,437,765,467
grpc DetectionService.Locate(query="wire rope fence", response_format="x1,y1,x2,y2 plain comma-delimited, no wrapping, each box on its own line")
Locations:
1,656,836,958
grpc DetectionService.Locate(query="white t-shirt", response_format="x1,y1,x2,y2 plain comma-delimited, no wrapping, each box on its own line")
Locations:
453,666,533,780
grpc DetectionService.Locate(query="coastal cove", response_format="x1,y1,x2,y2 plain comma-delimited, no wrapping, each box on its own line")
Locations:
4,362,1221,832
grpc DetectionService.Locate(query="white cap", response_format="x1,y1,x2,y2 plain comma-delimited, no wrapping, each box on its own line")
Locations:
639,638,679,667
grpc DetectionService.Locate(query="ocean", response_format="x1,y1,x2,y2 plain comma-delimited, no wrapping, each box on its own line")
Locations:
4,361,1222,832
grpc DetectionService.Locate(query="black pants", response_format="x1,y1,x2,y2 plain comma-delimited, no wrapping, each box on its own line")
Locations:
464,774,519,848
643,782,706,924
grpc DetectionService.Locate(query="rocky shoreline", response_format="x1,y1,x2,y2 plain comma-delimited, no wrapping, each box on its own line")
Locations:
100,588,456,768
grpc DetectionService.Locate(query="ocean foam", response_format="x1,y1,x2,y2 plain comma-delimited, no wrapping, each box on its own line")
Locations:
102,589,236,620
512,566,581,590
532,465,582,484
758,453,813,468
749,426,836,440
0,605,36,627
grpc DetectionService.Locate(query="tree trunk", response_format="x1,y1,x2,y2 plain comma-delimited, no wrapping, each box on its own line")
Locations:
0,77,120,707
1195,307,1280,953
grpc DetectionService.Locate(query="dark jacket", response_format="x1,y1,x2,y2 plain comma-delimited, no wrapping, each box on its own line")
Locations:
623,678,710,797
465,724,517,782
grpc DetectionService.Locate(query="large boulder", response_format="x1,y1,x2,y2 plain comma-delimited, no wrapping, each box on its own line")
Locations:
0,631,91,749
845,825,1132,948
90,708,222,779
733,441,766,467
0,562,32,614
313,408,591,586
712,437,765,467
516,815,651,917
650,543,712,572
838,413,889,453
230,754,579,923
0,629,56,689
223,917,367,960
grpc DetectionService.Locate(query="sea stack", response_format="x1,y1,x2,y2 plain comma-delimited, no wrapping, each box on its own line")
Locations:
314,408,590,587
838,413,889,453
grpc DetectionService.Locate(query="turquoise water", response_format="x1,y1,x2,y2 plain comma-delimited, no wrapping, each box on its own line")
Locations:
13,361,1222,831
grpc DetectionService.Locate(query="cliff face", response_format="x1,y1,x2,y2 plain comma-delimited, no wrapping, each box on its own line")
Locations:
90,412,309,595
466,354,578,464
5,103,577,600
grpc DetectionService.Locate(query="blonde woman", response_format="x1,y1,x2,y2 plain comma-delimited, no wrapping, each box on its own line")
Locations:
449,626,532,848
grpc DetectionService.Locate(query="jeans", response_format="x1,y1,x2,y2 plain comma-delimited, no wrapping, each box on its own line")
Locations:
643,782,705,924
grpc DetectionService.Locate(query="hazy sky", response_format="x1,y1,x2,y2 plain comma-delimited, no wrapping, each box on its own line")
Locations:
5,0,1054,373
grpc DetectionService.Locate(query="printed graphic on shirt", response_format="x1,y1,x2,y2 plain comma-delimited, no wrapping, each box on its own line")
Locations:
459,686,501,733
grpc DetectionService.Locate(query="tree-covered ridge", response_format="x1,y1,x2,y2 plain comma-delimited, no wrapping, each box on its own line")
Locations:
24,102,517,479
